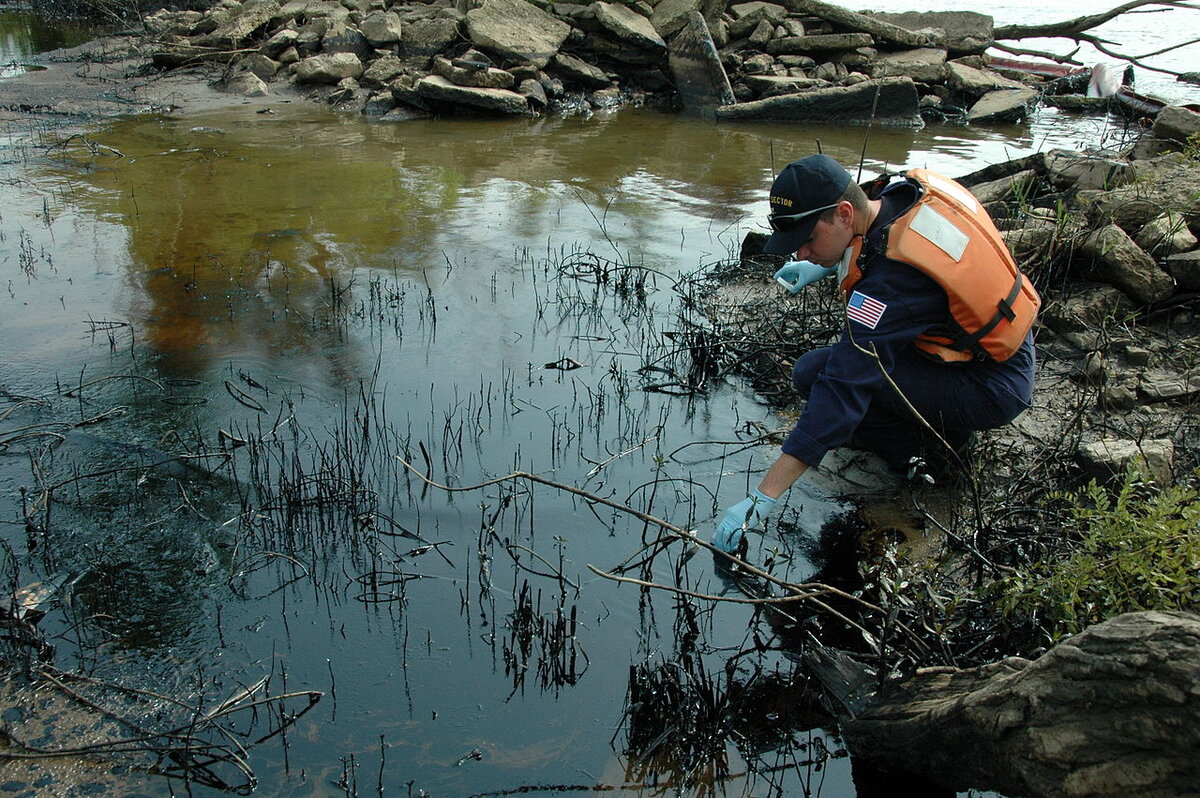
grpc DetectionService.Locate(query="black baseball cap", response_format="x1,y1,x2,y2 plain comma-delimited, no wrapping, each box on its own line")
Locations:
762,154,852,257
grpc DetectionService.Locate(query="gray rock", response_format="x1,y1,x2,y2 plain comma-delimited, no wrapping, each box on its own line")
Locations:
1079,224,1176,305
812,62,846,82
575,30,668,66
361,53,405,87
966,87,1038,124
729,1,787,25
593,2,665,52
1139,370,1200,402
379,105,430,121
945,61,1028,98
1136,212,1198,257
518,77,547,108
866,10,992,54
260,28,299,58
1045,149,1132,191
1152,105,1200,145
415,74,529,114
222,71,270,96
549,52,610,89
466,0,571,69
743,74,828,95
399,17,460,63
1164,250,1200,290
322,21,372,58
1078,153,1200,234
747,19,774,47
649,0,725,38
146,9,206,36
867,48,947,84
970,168,1037,205
1000,219,1058,266
238,52,281,78
716,76,921,126
1103,382,1138,412
359,10,403,45
765,33,875,55
431,55,515,88
844,611,1200,796
667,10,735,113
589,86,623,108
294,51,364,83
1078,438,1175,485
194,0,282,47
1040,283,1133,334
362,91,397,114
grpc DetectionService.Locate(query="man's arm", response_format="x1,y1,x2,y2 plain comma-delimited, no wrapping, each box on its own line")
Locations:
757,452,809,499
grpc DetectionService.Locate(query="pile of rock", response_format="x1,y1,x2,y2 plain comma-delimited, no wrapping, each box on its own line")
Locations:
139,0,1176,124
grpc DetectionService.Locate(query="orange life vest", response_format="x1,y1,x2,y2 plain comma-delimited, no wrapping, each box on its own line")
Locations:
839,168,1040,364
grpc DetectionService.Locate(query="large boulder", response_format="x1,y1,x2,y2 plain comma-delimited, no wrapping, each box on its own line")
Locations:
399,17,461,64
866,10,993,54
1045,149,1132,191
1077,153,1200,234
1137,211,1198,257
967,87,1038,124
1077,438,1175,485
715,76,921,125
946,61,1028,98
667,10,736,112
294,51,363,84
415,74,530,115
359,10,403,46
867,47,947,83
593,2,666,54
842,611,1200,797
650,0,726,38
1078,224,1176,304
1153,104,1200,146
466,0,571,69
193,0,281,47
1165,250,1200,290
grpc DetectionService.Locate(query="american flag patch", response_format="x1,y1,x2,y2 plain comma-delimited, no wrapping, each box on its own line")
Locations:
846,291,887,328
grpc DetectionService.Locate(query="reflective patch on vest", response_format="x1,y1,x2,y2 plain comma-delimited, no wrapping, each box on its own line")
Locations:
910,204,969,262
846,290,887,328
926,173,980,213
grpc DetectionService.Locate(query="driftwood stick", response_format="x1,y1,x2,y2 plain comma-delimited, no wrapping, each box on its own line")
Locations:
993,0,1194,40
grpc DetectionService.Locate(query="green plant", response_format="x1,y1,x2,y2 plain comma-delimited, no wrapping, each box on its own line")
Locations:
996,468,1200,643
1183,133,1200,162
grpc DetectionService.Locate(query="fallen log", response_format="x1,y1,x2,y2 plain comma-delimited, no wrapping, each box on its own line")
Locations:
835,611,1200,797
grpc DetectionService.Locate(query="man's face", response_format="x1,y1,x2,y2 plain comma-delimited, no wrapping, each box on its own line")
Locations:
791,202,853,267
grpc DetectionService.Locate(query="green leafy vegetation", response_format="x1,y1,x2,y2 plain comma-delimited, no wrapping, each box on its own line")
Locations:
997,469,1200,643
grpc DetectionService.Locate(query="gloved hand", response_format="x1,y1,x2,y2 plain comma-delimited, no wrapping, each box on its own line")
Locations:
774,260,835,295
712,489,778,552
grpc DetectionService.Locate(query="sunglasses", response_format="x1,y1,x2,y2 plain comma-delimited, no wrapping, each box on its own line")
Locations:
767,202,839,233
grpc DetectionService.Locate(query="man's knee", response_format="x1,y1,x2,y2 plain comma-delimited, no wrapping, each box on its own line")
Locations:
792,347,833,395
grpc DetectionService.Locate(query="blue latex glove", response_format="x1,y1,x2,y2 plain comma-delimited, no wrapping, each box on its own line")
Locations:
774,260,835,294
712,489,778,552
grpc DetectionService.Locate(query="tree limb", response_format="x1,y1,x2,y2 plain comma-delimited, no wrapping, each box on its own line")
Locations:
993,0,1194,41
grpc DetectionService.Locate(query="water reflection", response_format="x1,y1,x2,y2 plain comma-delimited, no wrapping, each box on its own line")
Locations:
0,10,104,76
34,103,1086,383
